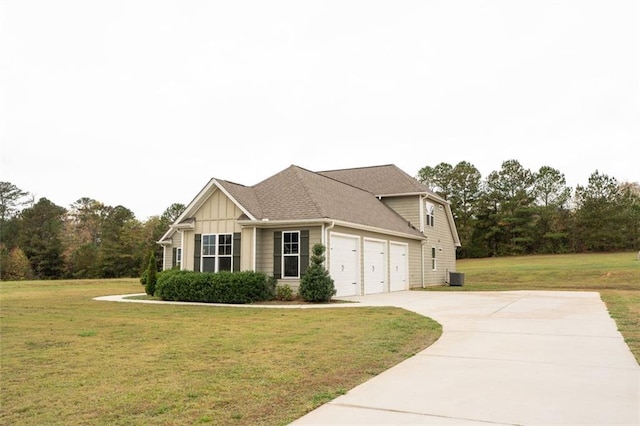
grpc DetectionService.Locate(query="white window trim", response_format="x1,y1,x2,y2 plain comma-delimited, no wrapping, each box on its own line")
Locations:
426,201,435,228
431,246,437,271
282,230,300,279
175,247,182,268
201,233,233,272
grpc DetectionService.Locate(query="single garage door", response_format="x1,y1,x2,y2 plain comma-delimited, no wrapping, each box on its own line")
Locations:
363,239,386,294
329,234,359,297
389,242,408,292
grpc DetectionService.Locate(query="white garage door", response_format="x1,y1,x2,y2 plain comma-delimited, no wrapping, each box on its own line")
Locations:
364,239,386,294
329,234,359,297
390,242,408,292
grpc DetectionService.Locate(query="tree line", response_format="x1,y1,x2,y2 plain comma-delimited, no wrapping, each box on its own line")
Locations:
418,159,639,258
0,182,185,280
1,159,638,280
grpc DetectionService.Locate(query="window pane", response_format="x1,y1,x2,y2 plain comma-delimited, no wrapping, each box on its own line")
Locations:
283,231,299,255
284,256,299,277
202,235,216,256
218,234,232,255
218,257,232,272
203,257,215,272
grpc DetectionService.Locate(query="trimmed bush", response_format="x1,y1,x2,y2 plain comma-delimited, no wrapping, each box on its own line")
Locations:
299,243,336,302
155,270,276,304
276,284,294,301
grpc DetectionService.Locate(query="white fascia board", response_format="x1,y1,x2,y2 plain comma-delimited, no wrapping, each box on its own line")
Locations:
170,178,217,227
158,227,176,245
445,204,462,247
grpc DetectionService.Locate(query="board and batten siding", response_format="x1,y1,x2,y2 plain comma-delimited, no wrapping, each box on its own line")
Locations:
181,189,244,271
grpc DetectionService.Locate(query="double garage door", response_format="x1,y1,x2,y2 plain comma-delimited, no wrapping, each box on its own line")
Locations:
329,234,408,297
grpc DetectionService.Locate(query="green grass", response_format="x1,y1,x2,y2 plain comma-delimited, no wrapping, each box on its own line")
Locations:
427,252,640,363
0,279,441,426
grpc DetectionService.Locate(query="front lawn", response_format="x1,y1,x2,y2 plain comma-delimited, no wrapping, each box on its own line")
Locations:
0,279,441,425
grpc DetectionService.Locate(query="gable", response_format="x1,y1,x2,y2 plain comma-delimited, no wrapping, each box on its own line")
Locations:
193,188,244,234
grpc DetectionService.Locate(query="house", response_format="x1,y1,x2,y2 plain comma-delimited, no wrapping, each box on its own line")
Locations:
158,164,461,297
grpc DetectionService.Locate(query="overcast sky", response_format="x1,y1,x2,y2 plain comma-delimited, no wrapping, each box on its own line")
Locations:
1,1,638,220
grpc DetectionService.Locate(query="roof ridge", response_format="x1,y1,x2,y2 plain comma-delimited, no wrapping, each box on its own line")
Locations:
317,164,396,174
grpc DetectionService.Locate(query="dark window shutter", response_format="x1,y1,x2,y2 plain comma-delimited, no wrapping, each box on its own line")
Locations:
172,248,177,268
194,234,201,272
233,232,241,272
300,230,309,276
273,231,282,279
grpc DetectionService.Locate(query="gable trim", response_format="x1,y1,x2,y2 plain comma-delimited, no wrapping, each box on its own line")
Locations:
164,178,257,239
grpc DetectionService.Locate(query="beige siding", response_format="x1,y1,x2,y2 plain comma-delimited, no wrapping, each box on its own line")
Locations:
182,230,196,271
162,231,183,271
162,245,172,271
179,189,244,272
422,201,457,286
255,226,322,292
381,195,422,229
194,189,243,235
240,227,255,271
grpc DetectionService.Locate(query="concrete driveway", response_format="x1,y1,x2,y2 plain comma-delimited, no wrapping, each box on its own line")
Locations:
291,291,640,425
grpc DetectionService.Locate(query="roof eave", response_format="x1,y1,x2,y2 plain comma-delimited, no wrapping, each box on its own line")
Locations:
237,218,425,240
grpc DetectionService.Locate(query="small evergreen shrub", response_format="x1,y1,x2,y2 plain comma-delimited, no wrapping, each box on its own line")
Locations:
299,243,336,303
139,270,148,286
155,270,276,304
144,252,157,296
276,284,294,301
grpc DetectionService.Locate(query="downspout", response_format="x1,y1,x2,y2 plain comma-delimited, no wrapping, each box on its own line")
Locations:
252,226,257,271
324,221,335,269
421,240,426,288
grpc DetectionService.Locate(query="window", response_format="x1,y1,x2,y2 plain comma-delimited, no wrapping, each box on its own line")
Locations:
217,234,232,271
201,233,233,272
431,246,437,271
426,202,435,227
283,231,300,278
175,248,182,268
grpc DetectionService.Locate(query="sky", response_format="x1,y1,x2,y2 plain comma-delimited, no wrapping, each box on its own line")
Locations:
1,1,638,220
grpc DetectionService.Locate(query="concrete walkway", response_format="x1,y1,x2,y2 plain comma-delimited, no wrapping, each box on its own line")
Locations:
95,291,640,425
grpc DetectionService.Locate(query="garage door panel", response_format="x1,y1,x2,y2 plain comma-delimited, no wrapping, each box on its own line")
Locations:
364,240,386,294
330,235,359,297
390,243,408,292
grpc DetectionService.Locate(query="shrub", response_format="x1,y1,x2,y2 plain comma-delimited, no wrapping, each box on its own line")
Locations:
155,270,276,304
140,270,148,286
299,243,336,302
276,284,294,301
144,252,157,296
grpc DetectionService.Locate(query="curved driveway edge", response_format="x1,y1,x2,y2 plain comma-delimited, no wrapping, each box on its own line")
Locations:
95,291,640,425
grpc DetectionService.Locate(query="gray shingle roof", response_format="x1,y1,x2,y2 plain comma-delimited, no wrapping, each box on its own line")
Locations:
318,164,435,196
217,165,424,237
